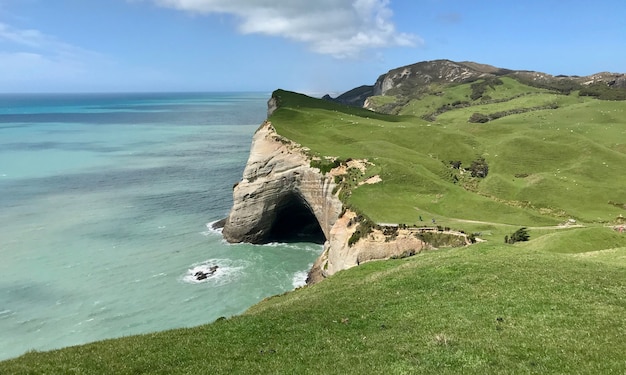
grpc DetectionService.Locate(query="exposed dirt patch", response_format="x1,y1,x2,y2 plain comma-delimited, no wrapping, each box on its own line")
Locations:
359,175,382,186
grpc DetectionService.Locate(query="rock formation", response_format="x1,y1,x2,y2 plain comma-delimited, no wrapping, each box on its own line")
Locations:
222,121,342,244
222,107,471,284
306,212,443,284
372,60,499,97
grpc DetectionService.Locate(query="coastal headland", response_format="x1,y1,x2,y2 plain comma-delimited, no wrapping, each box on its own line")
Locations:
4,59,626,373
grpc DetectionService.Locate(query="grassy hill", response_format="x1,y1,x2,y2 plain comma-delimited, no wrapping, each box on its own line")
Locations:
2,70,626,373
3,237,626,374
271,80,626,233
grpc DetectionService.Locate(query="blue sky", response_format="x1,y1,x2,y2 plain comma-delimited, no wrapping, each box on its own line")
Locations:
0,0,625,93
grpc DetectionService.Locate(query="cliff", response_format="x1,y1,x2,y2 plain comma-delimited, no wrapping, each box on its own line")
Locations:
222,109,471,283
222,121,342,244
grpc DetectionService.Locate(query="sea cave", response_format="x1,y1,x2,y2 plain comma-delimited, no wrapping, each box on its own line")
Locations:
266,192,326,244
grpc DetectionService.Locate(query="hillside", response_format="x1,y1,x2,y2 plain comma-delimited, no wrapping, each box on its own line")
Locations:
2,61,626,373
326,59,626,111
272,73,626,234
3,238,626,374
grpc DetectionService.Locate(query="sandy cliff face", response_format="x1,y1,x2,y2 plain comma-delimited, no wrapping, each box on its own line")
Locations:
222,121,342,244
222,119,470,284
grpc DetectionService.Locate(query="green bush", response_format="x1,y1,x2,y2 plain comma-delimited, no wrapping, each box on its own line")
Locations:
579,83,626,100
310,158,342,174
348,216,375,247
468,103,559,123
506,227,530,244
469,157,489,178
470,78,503,100
469,112,490,123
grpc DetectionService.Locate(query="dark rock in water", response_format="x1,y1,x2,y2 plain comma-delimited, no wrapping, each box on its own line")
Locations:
212,218,227,230
194,265,219,281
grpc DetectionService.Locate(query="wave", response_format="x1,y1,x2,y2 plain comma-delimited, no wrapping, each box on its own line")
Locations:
250,242,324,253
201,220,224,236
180,258,249,286
292,268,310,289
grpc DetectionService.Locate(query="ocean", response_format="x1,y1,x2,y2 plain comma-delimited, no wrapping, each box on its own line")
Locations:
0,92,323,361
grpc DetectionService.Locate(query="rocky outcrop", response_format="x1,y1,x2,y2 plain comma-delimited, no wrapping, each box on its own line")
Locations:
220,119,444,283
222,121,342,244
222,114,472,284
372,60,499,97
308,211,427,283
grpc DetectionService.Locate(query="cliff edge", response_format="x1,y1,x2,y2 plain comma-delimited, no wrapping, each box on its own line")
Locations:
222,97,471,283
222,121,341,244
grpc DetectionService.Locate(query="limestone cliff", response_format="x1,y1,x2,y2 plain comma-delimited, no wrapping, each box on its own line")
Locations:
222,118,471,284
222,121,342,244
307,211,438,284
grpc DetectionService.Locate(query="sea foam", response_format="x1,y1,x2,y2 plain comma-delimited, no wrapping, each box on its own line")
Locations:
201,220,224,236
181,258,248,286
292,269,310,289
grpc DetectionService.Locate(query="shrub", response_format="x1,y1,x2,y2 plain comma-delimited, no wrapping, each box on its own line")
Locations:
348,216,375,247
506,227,530,244
469,157,489,178
469,104,559,123
470,78,503,101
579,83,626,100
469,112,490,123
449,160,462,169
416,231,467,248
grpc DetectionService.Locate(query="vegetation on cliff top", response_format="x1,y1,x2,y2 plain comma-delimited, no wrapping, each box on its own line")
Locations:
270,80,626,230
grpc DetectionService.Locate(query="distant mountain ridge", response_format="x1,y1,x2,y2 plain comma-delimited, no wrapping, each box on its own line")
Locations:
325,59,626,108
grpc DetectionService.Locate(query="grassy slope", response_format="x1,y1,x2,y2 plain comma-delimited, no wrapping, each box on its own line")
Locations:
270,82,626,227
3,79,626,373
3,235,626,374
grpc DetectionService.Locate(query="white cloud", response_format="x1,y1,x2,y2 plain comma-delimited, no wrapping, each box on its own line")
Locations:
150,0,420,58
0,22,111,91
0,22,100,59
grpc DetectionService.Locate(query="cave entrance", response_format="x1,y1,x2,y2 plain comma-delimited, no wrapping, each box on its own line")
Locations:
267,193,326,244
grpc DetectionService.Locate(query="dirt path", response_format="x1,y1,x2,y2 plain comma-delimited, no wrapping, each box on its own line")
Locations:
413,207,583,230
449,218,584,230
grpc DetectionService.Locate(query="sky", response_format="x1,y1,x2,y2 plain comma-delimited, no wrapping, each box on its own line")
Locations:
0,0,625,94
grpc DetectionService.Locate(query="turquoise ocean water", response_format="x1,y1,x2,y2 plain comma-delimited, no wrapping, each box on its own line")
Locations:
0,93,322,360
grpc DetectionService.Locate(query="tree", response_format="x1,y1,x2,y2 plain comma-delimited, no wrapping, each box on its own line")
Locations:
506,227,530,244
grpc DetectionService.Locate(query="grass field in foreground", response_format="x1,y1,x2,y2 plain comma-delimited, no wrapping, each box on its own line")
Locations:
2,228,626,374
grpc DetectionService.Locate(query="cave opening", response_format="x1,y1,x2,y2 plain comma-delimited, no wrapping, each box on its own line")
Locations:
267,193,326,244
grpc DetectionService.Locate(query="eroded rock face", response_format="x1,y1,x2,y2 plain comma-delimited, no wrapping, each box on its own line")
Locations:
222,121,342,244
222,119,470,284
307,211,434,284
372,60,492,96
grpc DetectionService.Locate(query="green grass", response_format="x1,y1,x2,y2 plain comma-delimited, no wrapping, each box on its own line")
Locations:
3,240,626,374
522,227,626,254
3,79,626,373
270,85,626,227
